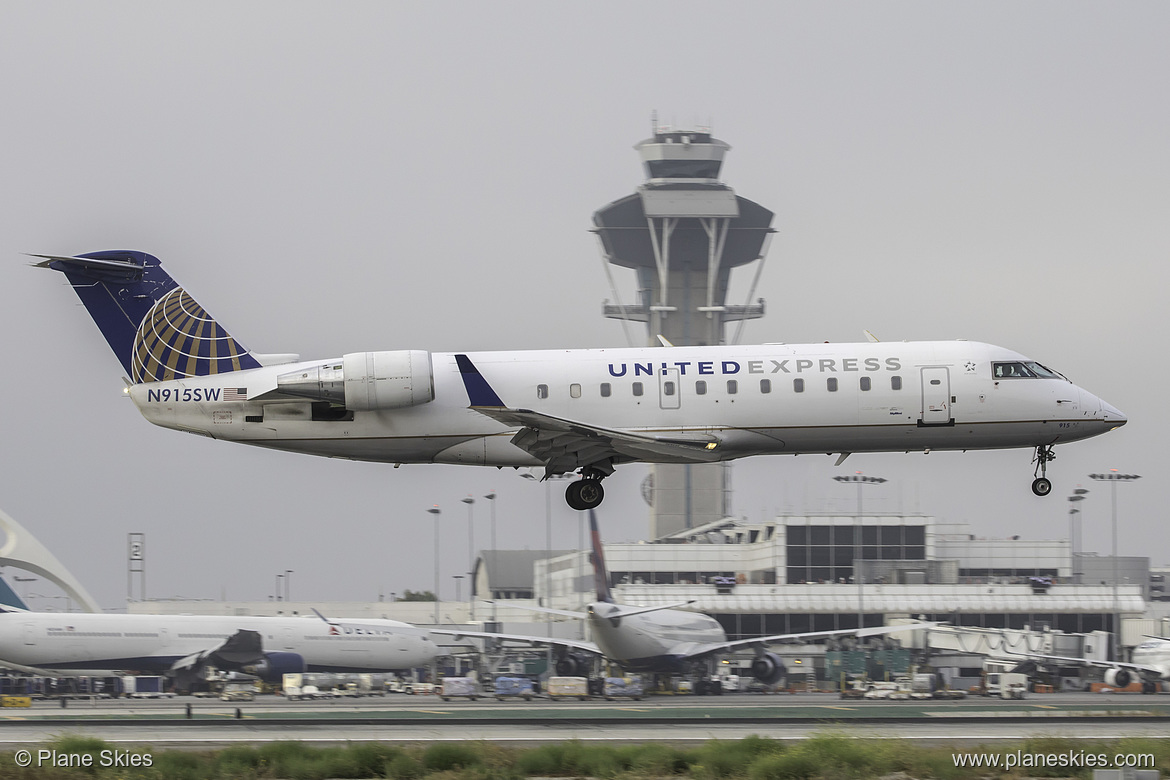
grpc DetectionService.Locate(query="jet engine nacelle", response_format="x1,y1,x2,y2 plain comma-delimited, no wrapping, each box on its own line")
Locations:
750,652,786,686
555,654,590,677
1105,667,1133,689
247,652,307,683
276,350,434,411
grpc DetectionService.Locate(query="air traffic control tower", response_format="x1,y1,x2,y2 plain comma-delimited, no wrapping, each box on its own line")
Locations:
593,124,775,538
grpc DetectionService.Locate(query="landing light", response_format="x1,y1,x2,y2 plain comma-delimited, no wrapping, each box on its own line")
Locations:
706,443,717,450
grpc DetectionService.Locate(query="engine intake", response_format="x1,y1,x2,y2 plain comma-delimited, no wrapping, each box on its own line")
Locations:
1104,667,1133,689
277,350,434,411
555,654,589,677
750,652,786,686
246,652,307,683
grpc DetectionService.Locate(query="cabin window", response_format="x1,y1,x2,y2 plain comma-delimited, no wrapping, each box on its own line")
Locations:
827,377,838,392
891,375,902,390
632,382,644,397
695,380,707,395
760,379,772,394
600,383,611,398
860,376,871,391
570,383,582,398
793,378,804,393
537,384,549,399
727,379,738,395
663,381,676,396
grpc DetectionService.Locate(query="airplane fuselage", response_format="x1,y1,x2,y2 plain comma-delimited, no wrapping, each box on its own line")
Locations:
126,341,1125,470
586,603,725,672
0,612,438,673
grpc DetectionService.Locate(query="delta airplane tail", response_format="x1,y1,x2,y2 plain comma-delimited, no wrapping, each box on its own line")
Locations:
588,510,615,604
33,251,261,383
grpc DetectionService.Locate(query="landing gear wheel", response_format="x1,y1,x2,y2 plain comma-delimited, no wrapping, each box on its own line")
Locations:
565,479,605,511
1031,445,1056,497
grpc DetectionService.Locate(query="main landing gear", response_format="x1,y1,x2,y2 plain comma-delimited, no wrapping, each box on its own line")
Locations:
565,468,608,511
1031,444,1055,496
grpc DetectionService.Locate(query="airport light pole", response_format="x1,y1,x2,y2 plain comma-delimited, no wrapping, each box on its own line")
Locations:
484,492,497,624
275,574,283,602
1067,489,1088,583
427,506,441,625
284,570,293,602
462,496,475,621
833,473,887,633
453,575,464,604
1089,471,1141,662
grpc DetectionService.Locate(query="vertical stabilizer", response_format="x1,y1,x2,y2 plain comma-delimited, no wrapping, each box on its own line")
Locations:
588,510,614,604
34,251,261,383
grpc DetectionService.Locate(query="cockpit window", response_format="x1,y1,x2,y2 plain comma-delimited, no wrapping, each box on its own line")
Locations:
993,361,1067,380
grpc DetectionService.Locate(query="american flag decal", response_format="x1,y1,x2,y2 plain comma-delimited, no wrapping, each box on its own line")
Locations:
223,388,248,401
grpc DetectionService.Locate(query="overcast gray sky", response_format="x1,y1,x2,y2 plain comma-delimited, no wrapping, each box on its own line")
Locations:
1,2,1165,611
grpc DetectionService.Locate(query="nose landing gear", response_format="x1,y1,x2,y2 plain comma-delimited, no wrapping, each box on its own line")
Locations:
1031,445,1055,496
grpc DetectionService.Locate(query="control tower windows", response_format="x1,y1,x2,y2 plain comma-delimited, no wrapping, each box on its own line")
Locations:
645,159,721,179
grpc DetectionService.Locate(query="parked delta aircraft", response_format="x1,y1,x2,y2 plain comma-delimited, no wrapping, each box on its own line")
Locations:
0,603,440,685
433,510,934,690
36,251,1127,509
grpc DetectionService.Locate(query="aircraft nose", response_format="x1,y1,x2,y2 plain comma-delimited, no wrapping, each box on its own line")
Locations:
1100,399,1127,427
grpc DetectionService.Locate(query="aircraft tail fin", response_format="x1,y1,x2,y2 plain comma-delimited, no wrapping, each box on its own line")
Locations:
0,575,30,612
588,510,614,604
34,251,262,383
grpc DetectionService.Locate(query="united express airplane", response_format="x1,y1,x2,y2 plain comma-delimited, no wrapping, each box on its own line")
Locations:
36,251,1127,509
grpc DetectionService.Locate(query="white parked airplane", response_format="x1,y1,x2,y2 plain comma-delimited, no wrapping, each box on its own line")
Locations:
434,510,934,690
1007,637,1170,694
36,251,1127,509
0,604,440,685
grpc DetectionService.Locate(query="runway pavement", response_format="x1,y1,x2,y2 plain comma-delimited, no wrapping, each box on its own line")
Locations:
1,691,1166,747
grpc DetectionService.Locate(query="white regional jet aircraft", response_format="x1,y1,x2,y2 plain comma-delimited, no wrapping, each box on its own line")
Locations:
0,603,440,686
433,510,933,691
36,251,1127,509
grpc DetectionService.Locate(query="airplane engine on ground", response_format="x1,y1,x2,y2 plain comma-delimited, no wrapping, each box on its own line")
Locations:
246,652,307,683
749,652,786,686
276,350,434,411
1105,667,1133,689
554,653,590,677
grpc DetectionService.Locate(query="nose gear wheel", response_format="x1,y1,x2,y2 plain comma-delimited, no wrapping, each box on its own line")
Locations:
1031,445,1055,496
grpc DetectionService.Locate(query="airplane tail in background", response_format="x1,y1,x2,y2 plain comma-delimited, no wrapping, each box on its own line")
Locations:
34,251,261,383
0,575,30,612
588,510,614,604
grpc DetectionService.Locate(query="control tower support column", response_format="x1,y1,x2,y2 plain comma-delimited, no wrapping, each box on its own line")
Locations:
592,124,775,538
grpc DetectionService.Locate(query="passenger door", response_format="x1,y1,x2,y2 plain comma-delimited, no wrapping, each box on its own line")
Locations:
920,367,951,425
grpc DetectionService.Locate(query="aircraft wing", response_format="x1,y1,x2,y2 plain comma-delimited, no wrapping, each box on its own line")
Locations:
454,354,720,473
1002,650,1168,680
669,622,939,661
429,627,600,656
170,629,264,673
